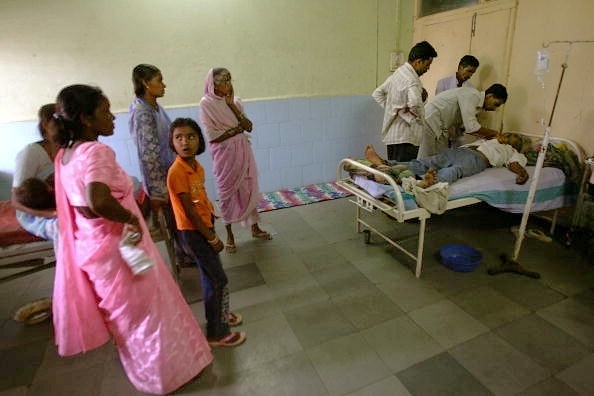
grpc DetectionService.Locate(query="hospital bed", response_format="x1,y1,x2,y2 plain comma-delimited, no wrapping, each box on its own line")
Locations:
0,201,55,283
0,200,177,284
336,132,585,278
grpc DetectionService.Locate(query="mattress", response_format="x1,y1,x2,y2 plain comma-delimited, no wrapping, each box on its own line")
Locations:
362,165,575,214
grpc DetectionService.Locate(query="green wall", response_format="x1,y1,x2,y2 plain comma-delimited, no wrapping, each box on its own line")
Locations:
0,0,413,122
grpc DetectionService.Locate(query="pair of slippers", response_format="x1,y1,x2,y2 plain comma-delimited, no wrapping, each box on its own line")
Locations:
207,312,245,347
510,226,552,243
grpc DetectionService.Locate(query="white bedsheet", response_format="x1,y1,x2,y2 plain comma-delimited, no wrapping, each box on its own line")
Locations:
372,166,574,214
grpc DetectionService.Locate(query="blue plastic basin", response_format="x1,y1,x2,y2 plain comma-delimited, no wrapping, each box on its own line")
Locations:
440,244,482,272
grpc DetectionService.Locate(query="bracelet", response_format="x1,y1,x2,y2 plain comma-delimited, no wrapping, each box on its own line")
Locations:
237,113,246,121
207,235,219,244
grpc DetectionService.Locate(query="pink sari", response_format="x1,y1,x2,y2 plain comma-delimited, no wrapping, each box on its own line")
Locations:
199,68,261,226
53,142,212,395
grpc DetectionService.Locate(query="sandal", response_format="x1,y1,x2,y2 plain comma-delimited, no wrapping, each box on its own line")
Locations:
225,243,237,254
208,331,246,348
526,229,552,243
252,230,272,240
228,312,243,327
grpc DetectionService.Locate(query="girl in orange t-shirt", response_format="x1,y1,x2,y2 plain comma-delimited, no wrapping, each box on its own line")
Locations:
166,117,245,348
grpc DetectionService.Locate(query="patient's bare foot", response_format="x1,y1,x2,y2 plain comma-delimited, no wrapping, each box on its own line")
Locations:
417,168,438,188
364,145,386,167
374,174,387,183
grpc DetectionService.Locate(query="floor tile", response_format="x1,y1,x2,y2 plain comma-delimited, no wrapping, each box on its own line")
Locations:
449,285,532,329
422,264,494,297
361,315,443,373
490,276,567,311
537,297,594,348
208,312,302,375
310,261,375,299
307,332,391,395
408,299,489,349
298,245,351,273
396,352,493,396
450,332,549,395
284,300,355,349
180,351,328,396
28,361,105,396
331,284,404,330
255,253,309,284
0,318,53,350
266,274,330,312
350,252,412,285
0,387,27,396
376,277,444,312
226,262,266,292
227,285,278,316
495,314,590,372
100,350,146,396
555,353,594,395
344,375,411,396
515,376,580,396
0,338,47,391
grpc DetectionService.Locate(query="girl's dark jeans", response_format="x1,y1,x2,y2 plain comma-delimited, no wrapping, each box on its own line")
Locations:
178,230,230,338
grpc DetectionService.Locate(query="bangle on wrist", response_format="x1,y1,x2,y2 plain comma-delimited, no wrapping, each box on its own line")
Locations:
237,112,246,121
207,235,219,244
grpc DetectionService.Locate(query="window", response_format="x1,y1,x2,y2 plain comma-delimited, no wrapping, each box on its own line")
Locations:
419,0,479,17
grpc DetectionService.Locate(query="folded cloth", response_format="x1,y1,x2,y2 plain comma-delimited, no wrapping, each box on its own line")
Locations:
401,177,450,214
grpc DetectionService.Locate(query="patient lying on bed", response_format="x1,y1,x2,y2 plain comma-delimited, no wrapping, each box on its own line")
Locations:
363,132,530,186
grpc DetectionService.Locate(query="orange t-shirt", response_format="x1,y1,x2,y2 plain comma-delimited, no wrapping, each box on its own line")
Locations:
167,156,214,230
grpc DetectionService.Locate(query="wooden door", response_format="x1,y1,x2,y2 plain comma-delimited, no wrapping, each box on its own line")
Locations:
414,0,517,129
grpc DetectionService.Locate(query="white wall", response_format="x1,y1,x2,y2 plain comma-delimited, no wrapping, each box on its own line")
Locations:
505,0,594,155
0,0,389,122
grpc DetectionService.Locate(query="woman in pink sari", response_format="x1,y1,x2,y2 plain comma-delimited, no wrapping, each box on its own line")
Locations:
52,85,212,395
199,67,271,253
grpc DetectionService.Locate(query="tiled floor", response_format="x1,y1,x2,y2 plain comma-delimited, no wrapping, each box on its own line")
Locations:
1,198,593,395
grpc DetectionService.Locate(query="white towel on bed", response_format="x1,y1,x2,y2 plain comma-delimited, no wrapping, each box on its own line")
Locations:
402,177,450,214
353,175,388,198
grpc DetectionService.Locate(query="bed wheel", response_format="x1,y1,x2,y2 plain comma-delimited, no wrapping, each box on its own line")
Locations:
363,229,371,244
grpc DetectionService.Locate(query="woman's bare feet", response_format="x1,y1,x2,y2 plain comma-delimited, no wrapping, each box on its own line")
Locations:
417,168,438,188
364,145,386,167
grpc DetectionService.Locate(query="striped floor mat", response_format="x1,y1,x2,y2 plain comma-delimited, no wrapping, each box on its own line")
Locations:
257,181,352,212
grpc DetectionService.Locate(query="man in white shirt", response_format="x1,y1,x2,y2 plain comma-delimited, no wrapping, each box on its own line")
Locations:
435,55,480,95
418,83,508,158
372,41,438,161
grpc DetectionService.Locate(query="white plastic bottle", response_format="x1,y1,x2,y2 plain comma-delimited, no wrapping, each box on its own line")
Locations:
119,231,154,275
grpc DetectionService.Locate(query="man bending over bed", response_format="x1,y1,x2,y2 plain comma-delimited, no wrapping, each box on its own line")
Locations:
364,132,529,186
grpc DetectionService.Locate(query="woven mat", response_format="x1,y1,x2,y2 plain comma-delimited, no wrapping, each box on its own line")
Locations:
257,181,352,212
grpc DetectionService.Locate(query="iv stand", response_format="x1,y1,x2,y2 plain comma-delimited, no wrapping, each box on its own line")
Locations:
491,39,594,278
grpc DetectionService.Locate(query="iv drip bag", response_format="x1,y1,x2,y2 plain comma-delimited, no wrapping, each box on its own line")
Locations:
535,49,550,85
